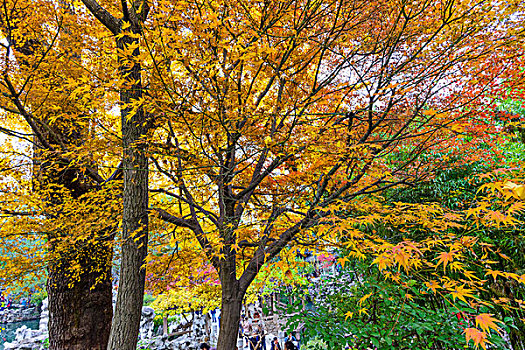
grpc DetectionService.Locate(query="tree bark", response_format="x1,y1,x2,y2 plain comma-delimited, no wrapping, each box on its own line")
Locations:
79,2,150,349
216,291,243,350
107,27,149,350
47,242,113,350
216,246,246,350
0,5,116,349
38,154,116,350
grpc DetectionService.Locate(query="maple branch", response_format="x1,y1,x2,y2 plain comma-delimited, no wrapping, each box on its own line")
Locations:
129,0,150,24
233,151,297,202
0,125,37,145
84,166,106,184
150,188,219,226
0,210,37,217
153,208,220,268
121,0,130,21
170,138,210,237
237,239,276,248
106,161,123,182
4,77,107,185
81,0,122,35
152,208,196,229
238,212,321,293
150,155,219,224
236,205,285,252
3,75,53,151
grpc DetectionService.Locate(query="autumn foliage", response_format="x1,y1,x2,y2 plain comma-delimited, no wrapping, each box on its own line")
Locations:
0,0,524,349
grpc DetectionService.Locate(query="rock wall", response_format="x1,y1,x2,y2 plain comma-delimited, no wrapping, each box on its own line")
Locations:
0,306,39,324
3,299,290,350
3,298,48,350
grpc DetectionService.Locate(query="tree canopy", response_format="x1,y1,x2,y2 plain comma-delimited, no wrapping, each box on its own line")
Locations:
0,0,524,349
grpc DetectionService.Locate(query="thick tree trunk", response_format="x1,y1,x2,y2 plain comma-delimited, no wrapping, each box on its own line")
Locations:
1,4,120,349
47,242,113,350
216,293,243,350
78,3,151,349
216,251,245,350
107,29,149,350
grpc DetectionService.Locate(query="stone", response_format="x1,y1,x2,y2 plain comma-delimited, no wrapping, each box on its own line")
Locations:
15,325,31,342
139,306,155,340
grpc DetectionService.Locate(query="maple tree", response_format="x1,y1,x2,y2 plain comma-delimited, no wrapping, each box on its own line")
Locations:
0,0,152,348
78,1,152,348
0,0,523,350
332,156,525,349
0,1,123,349
138,0,524,349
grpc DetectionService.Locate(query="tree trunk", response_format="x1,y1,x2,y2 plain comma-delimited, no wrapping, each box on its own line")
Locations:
107,29,149,350
47,242,113,350
78,3,151,349
216,293,243,350
0,5,116,349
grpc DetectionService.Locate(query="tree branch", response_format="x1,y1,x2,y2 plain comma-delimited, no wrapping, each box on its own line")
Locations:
81,0,122,35
151,188,219,226
152,208,197,229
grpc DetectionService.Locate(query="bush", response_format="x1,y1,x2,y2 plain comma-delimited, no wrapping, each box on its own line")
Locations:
143,294,155,306
32,290,47,308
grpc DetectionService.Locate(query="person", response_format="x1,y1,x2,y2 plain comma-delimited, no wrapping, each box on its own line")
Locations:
256,320,266,350
199,343,217,350
284,341,296,350
284,333,297,342
248,324,260,350
270,337,282,350
284,332,299,349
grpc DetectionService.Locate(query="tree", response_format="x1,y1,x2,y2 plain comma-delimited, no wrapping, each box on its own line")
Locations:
0,0,152,348
0,1,122,348
1,1,523,350
79,1,151,348
138,0,524,349
331,141,524,349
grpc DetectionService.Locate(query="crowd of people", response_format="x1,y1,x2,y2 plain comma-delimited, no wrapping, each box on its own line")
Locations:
197,309,301,350
200,339,298,350
0,290,35,310
238,313,299,350
240,312,265,350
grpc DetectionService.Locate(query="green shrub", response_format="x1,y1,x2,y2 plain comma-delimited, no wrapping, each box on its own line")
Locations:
143,294,155,306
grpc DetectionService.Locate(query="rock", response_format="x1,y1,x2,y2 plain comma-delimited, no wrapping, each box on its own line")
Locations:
0,304,39,323
3,298,48,350
139,306,155,340
39,298,49,331
15,325,31,342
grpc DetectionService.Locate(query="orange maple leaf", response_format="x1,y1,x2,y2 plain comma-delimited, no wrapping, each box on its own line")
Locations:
485,269,501,282
464,327,490,349
436,251,455,271
475,313,501,335
450,284,476,304
424,280,440,293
